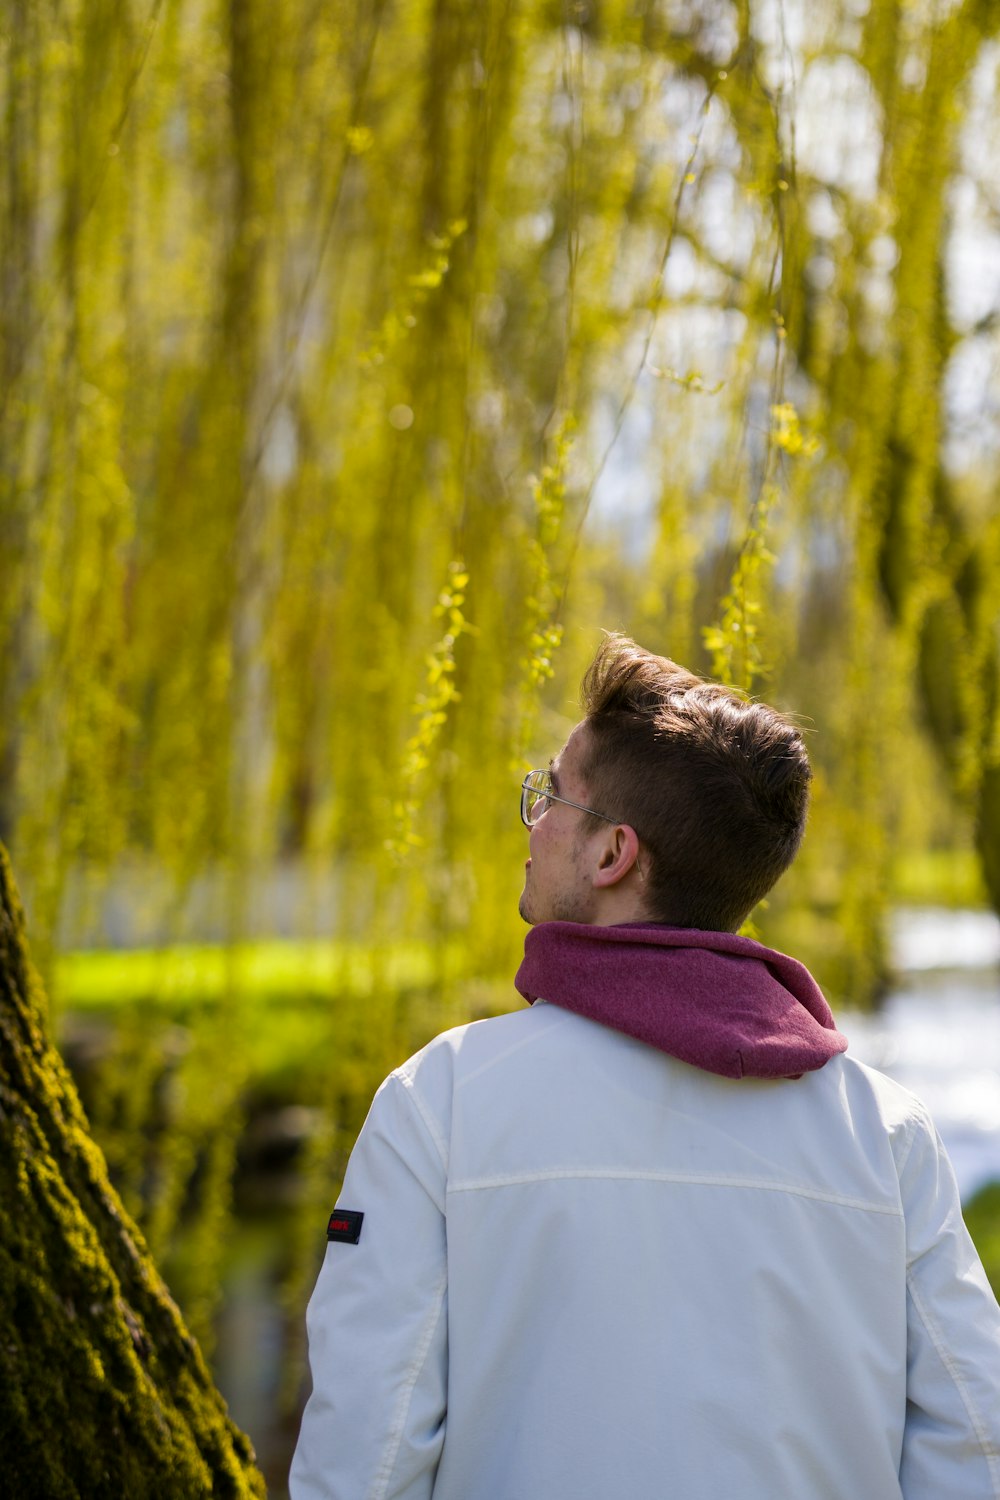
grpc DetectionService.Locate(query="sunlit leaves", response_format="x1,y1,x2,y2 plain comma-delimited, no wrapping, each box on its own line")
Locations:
702,482,778,695
771,401,820,457
391,561,473,855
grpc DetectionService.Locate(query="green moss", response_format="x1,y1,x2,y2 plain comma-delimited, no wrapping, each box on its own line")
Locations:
0,845,265,1498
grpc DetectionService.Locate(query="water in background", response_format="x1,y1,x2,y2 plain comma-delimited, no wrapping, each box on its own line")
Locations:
839,906,1000,1202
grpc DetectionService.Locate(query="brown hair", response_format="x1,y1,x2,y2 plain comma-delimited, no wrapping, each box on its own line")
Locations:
579,635,812,932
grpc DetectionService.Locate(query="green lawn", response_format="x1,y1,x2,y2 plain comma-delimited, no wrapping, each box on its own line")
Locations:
54,938,516,1096
55,938,445,1009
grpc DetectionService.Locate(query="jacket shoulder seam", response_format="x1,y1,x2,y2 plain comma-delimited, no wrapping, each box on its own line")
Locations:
394,1070,449,1173
454,1010,567,1089
893,1105,926,1182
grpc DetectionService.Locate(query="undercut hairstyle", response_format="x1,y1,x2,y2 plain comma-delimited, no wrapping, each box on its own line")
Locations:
579,635,812,933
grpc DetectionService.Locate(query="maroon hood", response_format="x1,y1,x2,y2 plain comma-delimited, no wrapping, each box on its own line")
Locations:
515,921,847,1080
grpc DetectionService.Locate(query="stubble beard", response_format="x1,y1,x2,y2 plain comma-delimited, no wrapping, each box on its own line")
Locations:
518,872,594,927
519,827,596,927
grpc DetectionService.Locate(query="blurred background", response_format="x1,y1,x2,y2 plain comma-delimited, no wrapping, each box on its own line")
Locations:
3,0,1000,1490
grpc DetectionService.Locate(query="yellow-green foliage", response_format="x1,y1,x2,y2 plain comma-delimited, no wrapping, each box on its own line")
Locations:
3,2,1000,989
392,560,473,854
0,845,265,1498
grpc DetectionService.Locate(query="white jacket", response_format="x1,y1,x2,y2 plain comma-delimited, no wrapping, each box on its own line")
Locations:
291,1001,1000,1499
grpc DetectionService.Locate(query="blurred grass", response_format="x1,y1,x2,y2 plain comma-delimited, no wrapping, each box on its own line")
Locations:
56,939,443,1008
54,939,516,1094
964,1183,1000,1298
890,849,988,909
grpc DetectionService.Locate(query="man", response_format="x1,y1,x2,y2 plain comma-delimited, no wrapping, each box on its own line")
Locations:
291,636,1000,1499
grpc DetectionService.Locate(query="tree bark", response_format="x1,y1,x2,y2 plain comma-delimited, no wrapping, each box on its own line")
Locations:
0,844,266,1499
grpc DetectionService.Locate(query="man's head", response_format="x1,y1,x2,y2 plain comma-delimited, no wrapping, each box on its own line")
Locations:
518,635,812,933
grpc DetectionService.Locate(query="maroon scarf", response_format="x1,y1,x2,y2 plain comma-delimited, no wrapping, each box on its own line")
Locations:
515,922,847,1080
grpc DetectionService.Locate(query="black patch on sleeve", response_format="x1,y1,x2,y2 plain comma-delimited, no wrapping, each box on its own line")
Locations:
326,1209,364,1244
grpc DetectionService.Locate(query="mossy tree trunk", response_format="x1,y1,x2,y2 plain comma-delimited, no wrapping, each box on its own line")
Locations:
0,844,265,1499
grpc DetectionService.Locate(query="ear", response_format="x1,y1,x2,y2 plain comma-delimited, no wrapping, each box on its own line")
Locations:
591,824,644,889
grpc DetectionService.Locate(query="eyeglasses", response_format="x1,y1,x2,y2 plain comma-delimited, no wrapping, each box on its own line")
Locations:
520,769,619,829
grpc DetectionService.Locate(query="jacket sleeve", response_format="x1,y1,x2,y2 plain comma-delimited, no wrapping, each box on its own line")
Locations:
290,1071,449,1500
899,1106,1000,1499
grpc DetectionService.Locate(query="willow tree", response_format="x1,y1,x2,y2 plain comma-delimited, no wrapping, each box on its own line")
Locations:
1,0,999,972
3,0,1000,1462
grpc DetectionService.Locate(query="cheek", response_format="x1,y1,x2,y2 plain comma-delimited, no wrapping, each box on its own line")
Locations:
529,815,554,853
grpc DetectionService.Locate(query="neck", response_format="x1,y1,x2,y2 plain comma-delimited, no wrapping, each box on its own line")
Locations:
588,889,651,926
